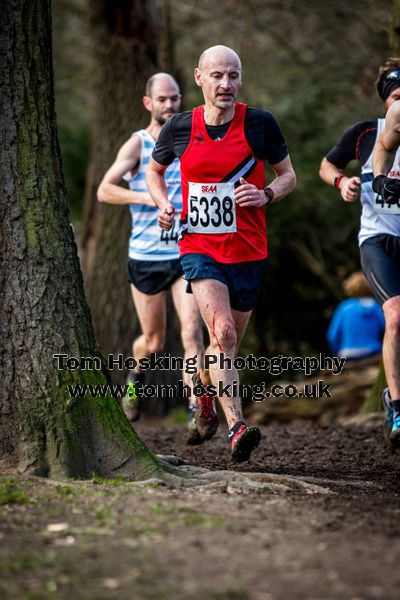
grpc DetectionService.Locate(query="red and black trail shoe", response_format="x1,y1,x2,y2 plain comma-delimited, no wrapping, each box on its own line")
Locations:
229,421,261,462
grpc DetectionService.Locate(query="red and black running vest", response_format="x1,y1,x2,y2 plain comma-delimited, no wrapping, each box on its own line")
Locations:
179,102,268,263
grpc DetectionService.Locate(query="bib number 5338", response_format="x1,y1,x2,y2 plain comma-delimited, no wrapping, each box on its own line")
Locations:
187,182,236,234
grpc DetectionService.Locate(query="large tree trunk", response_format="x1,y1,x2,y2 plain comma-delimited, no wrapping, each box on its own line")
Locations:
0,0,161,480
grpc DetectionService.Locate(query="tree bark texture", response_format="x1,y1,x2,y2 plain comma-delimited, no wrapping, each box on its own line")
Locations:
0,0,161,479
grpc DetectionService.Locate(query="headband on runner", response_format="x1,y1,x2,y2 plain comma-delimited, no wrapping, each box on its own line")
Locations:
378,70,400,100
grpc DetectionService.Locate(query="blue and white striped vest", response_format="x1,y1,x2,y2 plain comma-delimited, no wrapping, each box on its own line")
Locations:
124,129,182,260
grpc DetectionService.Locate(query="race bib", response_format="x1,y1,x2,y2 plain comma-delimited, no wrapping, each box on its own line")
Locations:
374,192,400,214
187,182,236,234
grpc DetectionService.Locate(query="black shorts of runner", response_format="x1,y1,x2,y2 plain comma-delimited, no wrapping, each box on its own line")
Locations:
360,234,400,305
180,253,267,312
128,258,183,295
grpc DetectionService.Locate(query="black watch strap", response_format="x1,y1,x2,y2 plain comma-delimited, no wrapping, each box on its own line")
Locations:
263,186,274,205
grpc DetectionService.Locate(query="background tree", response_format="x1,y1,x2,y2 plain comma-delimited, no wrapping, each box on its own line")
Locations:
77,1,182,406
0,0,162,480
79,0,160,384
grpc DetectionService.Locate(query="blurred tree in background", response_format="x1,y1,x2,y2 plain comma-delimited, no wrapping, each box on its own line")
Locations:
53,0,391,387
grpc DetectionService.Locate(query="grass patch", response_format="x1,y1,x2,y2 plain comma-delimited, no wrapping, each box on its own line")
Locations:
149,502,225,530
164,406,188,426
0,481,28,506
56,485,74,496
91,474,127,486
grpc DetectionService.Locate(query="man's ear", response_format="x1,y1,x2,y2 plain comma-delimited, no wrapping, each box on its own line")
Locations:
143,95,152,112
194,68,202,88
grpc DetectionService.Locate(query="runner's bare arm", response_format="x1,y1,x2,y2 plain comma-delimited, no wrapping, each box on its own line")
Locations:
97,135,155,206
319,156,360,203
235,155,296,207
146,157,175,231
373,101,400,176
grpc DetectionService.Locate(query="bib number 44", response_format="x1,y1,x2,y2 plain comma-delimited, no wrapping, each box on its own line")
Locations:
160,216,179,244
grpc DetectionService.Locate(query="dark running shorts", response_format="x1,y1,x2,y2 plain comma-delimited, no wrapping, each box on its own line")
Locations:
128,258,183,295
180,253,267,312
360,234,400,305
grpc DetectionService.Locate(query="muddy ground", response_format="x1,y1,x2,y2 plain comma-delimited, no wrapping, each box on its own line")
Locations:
1,419,400,599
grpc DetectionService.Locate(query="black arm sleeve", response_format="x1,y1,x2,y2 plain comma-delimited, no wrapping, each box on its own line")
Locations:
325,120,377,168
152,118,177,166
152,111,193,165
244,108,288,164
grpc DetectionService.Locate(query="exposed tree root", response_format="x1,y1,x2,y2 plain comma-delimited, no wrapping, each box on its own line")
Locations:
149,455,335,494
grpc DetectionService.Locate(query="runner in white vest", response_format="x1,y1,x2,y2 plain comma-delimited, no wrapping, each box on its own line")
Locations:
319,58,400,447
97,73,205,443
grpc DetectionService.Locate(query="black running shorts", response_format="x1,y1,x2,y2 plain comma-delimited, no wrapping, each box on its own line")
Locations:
128,258,183,295
360,234,400,305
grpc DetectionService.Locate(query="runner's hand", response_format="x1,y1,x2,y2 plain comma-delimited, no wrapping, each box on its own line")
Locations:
158,203,175,230
372,175,400,204
339,176,361,203
235,177,266,207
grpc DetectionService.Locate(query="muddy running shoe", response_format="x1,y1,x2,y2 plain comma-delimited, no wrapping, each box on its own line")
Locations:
229,421,261,462
389,414,400,447
187,405,202,445
194,389,219,442
122,371,144,422
381,388,394,435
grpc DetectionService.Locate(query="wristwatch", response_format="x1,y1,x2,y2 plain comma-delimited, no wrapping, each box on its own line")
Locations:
263,186,274,205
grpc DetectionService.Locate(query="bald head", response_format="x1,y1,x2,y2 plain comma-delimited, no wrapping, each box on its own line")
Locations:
145,72,179,97
143,72,181,125
194,45,242,113
198,45,242,71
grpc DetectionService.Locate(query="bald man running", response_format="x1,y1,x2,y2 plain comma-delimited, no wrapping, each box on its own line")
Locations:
98,73,204,439
146,47,296,461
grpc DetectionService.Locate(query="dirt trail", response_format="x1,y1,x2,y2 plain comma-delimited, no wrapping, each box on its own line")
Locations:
1,421,400,599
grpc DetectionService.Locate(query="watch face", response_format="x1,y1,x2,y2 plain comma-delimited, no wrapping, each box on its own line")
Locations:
264,187,274,200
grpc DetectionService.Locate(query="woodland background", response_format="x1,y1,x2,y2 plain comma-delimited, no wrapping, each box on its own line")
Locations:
53,0,391,391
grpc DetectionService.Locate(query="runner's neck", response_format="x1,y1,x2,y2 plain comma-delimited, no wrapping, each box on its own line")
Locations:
146,121,162,141
203,103,235,126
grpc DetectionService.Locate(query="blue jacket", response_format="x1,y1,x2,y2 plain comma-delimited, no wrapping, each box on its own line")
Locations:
327,298,385,359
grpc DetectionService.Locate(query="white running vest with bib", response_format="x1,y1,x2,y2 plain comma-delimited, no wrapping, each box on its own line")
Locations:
359,118,400,246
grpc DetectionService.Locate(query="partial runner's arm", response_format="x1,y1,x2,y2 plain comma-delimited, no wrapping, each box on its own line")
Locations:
319,157,360,203
235,155,296,207
319,121,375,203
146,157,175,231
97,135,155,206
373,101,400,176
266,154,297,202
